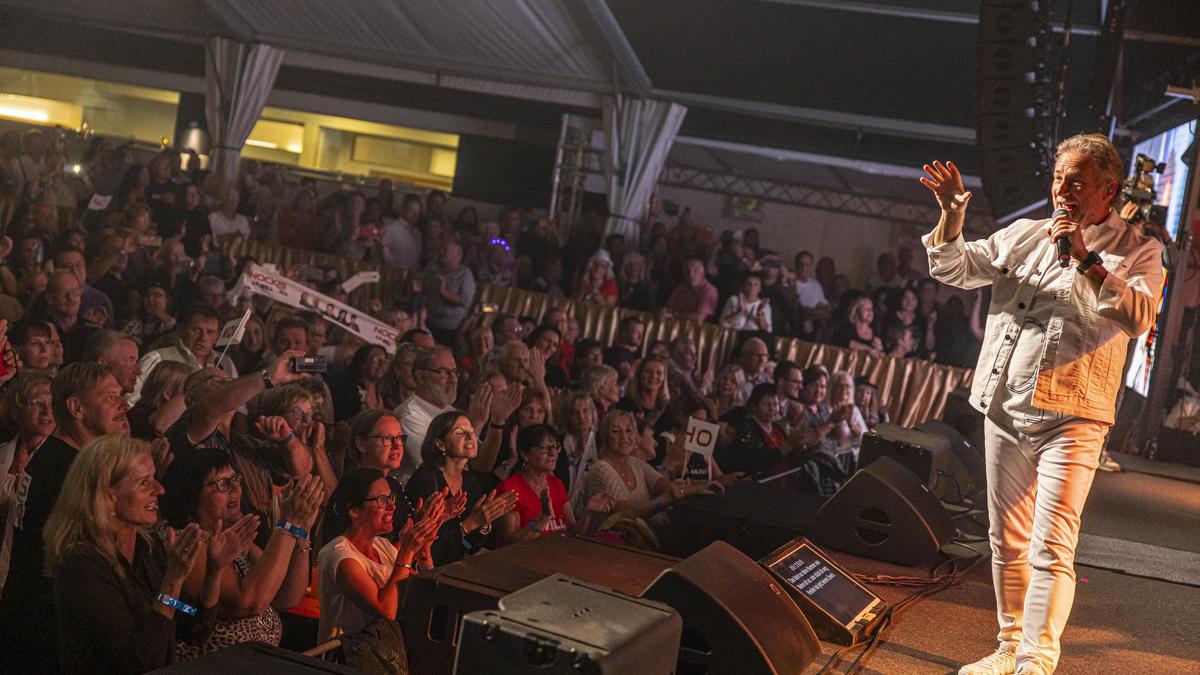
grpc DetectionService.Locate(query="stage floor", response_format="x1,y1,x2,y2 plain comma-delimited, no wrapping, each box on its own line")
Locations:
800,464,1200,674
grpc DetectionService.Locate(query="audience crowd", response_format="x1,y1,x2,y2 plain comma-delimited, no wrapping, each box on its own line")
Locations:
0,126,983,672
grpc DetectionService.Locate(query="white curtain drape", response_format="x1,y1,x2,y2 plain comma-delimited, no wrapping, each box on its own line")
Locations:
601,96,687,240
205,36,285,187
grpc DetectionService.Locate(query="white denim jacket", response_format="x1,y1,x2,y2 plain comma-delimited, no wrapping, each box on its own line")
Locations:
923,210,1164,424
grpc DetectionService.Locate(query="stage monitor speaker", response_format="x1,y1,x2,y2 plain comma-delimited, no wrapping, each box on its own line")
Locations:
813,457,956,566
641,541,821,675
859,423,972,502
916,419,987,501
943,387,985,451
663,481,825,559
455,575,681,675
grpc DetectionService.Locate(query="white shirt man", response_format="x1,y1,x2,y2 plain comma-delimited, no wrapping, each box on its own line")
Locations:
922,137,1163,675
381,217,423,270
393,347,458,484
793,251,829,338
208,209,251,240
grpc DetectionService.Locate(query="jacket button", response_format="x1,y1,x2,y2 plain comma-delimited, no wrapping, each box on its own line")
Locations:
1002,267,1010,274
992,368,999,375
1018,302,1026,309
1004,334,1012,341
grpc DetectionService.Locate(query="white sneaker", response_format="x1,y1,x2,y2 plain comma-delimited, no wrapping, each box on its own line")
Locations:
959,642,1017,675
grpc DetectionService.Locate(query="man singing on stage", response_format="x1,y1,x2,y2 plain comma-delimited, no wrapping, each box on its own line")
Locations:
920,133,1164,675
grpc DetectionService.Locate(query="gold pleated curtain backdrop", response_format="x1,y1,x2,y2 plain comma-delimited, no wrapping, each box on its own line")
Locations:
242,242,975,427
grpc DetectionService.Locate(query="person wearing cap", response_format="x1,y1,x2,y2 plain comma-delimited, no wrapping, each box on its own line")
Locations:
574,249,617,306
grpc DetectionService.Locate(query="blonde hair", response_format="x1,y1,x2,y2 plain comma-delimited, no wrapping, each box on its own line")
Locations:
43,435,151,576
1055,133,1123,188
138,360,190,409
556,390,596,436
597,408,637,458
849,297,874,325
624,355,671,411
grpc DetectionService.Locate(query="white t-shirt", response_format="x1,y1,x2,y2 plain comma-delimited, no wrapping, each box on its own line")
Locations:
208,210,251,240
316,535,397,641
394,394,454,484
794,276,829,334
381,217,423,271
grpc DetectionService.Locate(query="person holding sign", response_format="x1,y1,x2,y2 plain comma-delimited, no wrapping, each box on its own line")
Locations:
582,410,712,521
653,394,737,488
495,425,614,546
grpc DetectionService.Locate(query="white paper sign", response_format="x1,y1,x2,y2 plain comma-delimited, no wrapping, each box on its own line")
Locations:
234,263,399,354
683,416,720,458
216,309,252,348
342,270,381,293
86,193,113,211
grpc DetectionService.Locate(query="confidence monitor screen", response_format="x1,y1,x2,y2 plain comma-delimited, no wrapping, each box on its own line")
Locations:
762,540,881,628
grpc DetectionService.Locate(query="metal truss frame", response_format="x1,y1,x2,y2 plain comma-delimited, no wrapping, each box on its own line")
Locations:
658,165,996,233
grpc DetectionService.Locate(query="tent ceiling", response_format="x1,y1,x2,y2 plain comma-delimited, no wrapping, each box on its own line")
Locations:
0,0,1196,182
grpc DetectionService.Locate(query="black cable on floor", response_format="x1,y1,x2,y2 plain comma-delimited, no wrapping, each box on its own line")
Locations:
815,553,985,674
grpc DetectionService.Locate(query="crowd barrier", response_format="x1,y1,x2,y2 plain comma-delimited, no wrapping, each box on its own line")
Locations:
239,241,975,427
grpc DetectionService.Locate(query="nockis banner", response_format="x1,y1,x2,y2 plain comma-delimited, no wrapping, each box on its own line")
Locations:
235,263,399,354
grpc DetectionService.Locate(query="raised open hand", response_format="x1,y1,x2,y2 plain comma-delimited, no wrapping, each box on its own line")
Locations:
207,514,259,569
920,160,972,214
280,474,325,530
164,523,205,582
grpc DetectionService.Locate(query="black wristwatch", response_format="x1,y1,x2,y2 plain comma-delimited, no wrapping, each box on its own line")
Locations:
1076,251,1103,275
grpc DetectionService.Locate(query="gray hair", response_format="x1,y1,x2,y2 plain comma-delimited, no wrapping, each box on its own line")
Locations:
1055,133,1123,187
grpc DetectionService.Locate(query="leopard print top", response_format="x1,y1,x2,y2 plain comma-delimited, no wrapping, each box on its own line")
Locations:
176,553,283,659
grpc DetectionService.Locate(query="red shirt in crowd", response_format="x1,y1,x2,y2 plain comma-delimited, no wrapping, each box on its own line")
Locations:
497,473,569,543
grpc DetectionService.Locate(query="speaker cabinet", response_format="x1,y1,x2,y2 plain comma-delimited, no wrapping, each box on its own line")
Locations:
455,575,681,675
813,457,956,566
663,481,825,559
860,423,973,502
915,419,987,501
978,0,1054,220
641,541,821,675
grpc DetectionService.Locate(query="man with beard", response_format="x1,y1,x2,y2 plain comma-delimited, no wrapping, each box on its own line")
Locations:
0,364,130,672
394,346,458,483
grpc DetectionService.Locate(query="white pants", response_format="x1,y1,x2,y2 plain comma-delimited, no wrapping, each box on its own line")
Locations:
982,413,1107,674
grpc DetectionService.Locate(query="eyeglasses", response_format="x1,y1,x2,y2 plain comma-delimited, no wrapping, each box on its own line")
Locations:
419,367,459,379
530,443,561,456
205,473,243,493
365,433,406,447
290,408,316,422
361,493,397,508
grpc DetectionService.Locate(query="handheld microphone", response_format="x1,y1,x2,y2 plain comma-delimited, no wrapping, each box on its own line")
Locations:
1051,208,1071,268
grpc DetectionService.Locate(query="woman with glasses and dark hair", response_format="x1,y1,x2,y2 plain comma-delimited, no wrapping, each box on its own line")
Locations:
316,468,444,642
404,411,518,565
348,409,407,477
495,425,614,546
159,448,322,659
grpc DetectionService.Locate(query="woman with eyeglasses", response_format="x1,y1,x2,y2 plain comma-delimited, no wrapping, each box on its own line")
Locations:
316,468,445,642
159,448,322,659
405,411,519,565
495,425,614,546
0,372,55,592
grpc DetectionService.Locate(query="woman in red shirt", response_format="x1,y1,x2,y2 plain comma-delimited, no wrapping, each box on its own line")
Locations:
495,425,614,545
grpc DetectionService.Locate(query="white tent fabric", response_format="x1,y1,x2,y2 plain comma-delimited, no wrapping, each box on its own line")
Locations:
204,36,284,186
601,96,687,240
